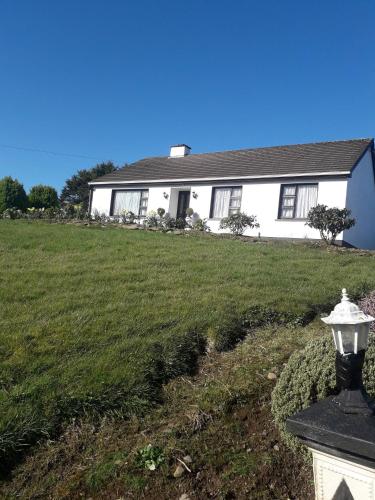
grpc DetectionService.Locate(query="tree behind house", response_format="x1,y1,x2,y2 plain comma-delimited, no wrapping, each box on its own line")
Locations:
0,176,28,212
60,162,118,209
28,185,59,209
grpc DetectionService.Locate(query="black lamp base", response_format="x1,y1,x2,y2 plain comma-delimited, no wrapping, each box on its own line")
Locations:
332,388,374,416
334,350,374,416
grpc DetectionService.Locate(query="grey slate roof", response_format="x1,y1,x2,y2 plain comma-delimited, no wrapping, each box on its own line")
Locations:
91,138,373,184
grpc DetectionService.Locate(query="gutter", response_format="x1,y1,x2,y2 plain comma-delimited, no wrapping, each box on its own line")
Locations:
89,171,351,186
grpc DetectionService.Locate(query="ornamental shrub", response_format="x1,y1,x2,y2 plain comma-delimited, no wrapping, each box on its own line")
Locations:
271,333,375,457
175,217,187,229
119,210,136,224
192,218,211,232
28,184,59,209
219,212,259,236
143,211,159,228
0,176,28,212
306,204,355,245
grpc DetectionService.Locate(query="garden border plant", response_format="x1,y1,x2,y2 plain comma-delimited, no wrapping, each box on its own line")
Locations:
271,286,375,452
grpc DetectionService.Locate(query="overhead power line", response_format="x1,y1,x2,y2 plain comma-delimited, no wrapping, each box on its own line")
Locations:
0,143,103,161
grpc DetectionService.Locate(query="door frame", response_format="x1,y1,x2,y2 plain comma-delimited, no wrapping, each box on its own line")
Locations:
176,190,191,219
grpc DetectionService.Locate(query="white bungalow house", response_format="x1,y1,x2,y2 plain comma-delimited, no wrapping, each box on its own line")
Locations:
89,138,375,249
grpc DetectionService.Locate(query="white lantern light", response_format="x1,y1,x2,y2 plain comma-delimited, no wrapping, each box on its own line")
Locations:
322,288,374,415
322,288,374,355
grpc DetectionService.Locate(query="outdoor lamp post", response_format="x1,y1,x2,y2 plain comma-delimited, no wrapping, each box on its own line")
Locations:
322,288,374,415
286,289,375,499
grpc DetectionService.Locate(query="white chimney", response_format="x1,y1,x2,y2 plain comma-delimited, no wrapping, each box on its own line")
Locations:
169,144,191,157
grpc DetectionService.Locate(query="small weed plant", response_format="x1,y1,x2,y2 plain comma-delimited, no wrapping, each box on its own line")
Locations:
135,444,165,471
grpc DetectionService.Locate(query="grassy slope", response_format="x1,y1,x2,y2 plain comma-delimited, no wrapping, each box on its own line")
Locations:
1,221,375,468
1,323,320,499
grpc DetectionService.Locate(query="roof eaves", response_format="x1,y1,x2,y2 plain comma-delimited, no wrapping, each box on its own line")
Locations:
349,139,374,173
89,170,351,186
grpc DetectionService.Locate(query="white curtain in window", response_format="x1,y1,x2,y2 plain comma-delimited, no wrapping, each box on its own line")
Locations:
113,191,141,215
213,188,231,218
295,185,318,218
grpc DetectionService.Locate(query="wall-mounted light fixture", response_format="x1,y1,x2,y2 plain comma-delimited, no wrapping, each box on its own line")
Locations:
163,192,169,199
192,191,198,199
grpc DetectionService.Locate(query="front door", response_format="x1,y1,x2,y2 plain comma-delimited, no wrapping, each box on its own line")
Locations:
176,191,190,219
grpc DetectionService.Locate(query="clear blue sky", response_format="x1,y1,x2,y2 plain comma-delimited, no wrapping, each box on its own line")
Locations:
1,0,375,193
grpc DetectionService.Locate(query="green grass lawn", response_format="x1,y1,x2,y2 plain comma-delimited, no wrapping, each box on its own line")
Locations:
1,221,375,471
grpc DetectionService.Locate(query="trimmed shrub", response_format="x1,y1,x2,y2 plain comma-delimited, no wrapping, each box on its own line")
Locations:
0,176,28,212
271,333,375,457
306,204,355,245
28,185,59,209
219,212,259,236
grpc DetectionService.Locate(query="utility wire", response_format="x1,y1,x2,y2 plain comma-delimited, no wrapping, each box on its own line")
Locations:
0,143,103,161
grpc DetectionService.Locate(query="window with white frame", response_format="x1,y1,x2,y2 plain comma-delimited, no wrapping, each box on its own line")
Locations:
111,190,149,216
278,184,318,219
211,187,242,218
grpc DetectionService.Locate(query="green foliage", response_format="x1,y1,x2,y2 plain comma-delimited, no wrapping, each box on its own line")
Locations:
192,218,210,232
306,204,356,245
185,207,194,217
119,210,136,224
143,211,159,228
28,185,59,209
271,334,375,456
157,207,165,217
1,223,375,471
175,217,187,229
211,306,299,351
219,212,259,236
0,176,28,212
0,207,24,219
135,444,165,471
60,161,118,209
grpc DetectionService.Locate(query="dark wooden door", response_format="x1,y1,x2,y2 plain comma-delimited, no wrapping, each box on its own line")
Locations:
176,191,190,219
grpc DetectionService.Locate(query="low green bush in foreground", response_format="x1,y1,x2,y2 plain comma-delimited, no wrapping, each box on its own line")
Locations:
271,334,375,458
1,221,375,472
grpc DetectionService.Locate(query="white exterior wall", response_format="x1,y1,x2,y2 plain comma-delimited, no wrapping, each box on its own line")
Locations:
147,187,171,214
91,187,112,216
344,150,375,249
90,177,351,243
186,179,347,241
